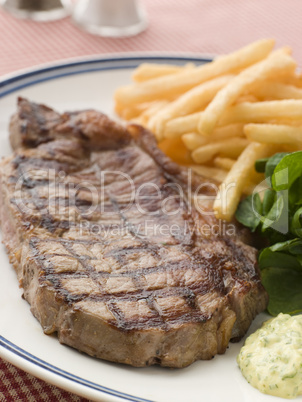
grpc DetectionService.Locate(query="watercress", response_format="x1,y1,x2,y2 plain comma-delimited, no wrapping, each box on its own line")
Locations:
235,151,302,316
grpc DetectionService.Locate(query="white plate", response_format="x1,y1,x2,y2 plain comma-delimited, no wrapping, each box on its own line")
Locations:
0,55,282,402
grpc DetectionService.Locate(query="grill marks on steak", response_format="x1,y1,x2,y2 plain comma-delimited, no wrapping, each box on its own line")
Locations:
26,237,224,328
0,98,268,367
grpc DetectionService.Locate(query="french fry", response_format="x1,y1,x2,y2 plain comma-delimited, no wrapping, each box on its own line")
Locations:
165,112,202,138
132,63,195,82
191,165,227,183
166,99,302,138
182,132,209,150
220,100,302,125
192,138,249,164
182,124,244,150
192,164,264,195
213,157,236,170
131,101,170,132
197,49,297,135
140,100,170,121
234,94,258,104
114,39,275,105
158,137,193,165
115,102,151,120
268,118,302,127
148,74,234,138
244,123,302,148
252,82,302,100
272,72,302,88
130,116,146,125
164,106,245,138
126,101,170,127
213,143,272,221
114,40,302,221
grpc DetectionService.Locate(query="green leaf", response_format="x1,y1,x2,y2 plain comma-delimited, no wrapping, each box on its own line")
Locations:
259,248,302,271
262,189,276,216
236,151,302,317
269,238,302,255
289,176,302,208
261,193,286,233
265,152,288,182
272,151,302,191
255,158,269,173
261,267,302,316
290,206,302,238
235,193,262,232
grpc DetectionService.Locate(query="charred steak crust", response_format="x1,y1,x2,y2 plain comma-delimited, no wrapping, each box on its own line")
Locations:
0,98,268,368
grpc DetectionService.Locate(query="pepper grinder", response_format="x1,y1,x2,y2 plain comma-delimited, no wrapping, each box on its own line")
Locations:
72,0,148,37
0,0,72,21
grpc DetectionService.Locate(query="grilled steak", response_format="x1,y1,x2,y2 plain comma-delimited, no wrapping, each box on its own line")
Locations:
0,98,268,368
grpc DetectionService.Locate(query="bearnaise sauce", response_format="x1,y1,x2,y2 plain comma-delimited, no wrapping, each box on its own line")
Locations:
237,313,302,399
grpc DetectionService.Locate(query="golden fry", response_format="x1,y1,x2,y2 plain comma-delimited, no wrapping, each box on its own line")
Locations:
197,50,296,135
130,116,147,125
114,40,302,221
213,157,236,170
220,100,302,125
114,39,275,105
132,63,195,82
115,102,150,120
192,164,264,195
191,165,227,183
158,137,193,165
234,94,258,104
165,112,201,138
182,124,244,151
213,143,273,221
244,123,302,148
182,132,209,150
272,72,302,88
192,138,249,164
164,96,302,137
140,100,169,120
148,75,234,137
252,82,302,100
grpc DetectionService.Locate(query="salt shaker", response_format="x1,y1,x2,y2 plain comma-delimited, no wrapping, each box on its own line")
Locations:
0,0,72,21
72,0,148,37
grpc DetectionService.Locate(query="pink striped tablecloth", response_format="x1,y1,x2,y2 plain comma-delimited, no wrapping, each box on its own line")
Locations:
1,0,302,77
1,1,302,401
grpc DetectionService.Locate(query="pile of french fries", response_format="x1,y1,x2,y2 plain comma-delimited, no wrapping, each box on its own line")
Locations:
114,39,302,221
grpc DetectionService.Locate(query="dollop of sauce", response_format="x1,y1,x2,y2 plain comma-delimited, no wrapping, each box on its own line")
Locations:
237,313,302,399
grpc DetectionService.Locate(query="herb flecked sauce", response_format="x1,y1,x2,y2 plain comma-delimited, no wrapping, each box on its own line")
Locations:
237,313,302,399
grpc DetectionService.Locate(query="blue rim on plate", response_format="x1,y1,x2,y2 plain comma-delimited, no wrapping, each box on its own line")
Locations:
0,336,150,402
0,55,212,98
0,54,212,402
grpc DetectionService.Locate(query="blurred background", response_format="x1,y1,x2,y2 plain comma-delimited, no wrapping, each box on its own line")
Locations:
1,0,302,77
